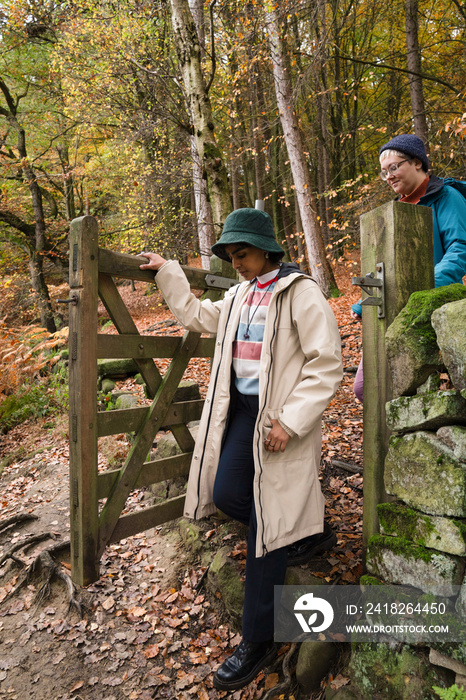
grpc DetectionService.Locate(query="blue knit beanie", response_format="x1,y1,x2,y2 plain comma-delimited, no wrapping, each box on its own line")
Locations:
379,134,429,172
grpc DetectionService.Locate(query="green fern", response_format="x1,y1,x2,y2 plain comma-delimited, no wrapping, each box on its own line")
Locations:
433,685,466,700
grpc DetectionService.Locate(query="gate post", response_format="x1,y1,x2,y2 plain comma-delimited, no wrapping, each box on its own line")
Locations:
69,216,99,585
359,201,434,547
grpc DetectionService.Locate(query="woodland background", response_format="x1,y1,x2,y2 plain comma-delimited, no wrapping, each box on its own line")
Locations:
1,0,466,330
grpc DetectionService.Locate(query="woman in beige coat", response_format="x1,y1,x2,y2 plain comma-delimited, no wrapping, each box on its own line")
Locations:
140,208,342,691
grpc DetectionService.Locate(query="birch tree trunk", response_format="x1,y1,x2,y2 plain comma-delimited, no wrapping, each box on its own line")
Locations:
265,5,338,296
188,0,205,52
405,0,429,144
191,136,215,268
187,0,215,267
170,0,231,234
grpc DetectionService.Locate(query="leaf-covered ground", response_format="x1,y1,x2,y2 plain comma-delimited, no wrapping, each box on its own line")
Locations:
0,258,363,700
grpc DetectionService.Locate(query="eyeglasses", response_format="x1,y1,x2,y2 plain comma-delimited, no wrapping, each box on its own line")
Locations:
379,159,410,180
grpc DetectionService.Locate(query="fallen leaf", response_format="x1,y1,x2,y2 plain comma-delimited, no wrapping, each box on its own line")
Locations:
143,644,159,658
330,674,351,689
264,672,279,689
70,680,85,692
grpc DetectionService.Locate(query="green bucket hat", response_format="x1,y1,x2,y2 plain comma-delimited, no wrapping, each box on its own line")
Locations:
211,208,285,262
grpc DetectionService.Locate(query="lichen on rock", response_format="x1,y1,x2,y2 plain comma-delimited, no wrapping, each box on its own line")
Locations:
385,285,466,396
384,431,466,517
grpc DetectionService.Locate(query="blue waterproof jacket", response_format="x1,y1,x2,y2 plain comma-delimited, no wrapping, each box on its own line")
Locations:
352,176,466,315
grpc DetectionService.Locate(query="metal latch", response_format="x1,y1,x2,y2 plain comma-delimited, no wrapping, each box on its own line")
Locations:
352,263,385,318
57,294,78,306
205,274,237,290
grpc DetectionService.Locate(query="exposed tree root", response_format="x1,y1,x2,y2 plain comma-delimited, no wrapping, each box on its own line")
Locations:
0,513,39,534
31,549,82,617
1,536,82,617
263,642,298,700
0,532,53,567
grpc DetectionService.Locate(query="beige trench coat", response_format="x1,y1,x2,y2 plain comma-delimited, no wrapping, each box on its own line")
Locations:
155,261,343,557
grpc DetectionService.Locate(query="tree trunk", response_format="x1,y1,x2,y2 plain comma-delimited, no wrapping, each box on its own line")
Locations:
405,0,429,144
57,143,76,221
265,6,338,296
28,250,56,333
188,0,215,267
229,118,240,210
191,136,215,268
170,0,231,234
0,77,57,331
188,0,205,53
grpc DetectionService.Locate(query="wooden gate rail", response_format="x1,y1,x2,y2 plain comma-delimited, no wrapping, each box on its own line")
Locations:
68,215,235,585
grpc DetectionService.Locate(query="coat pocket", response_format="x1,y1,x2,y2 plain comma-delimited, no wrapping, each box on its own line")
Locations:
260,413,301,464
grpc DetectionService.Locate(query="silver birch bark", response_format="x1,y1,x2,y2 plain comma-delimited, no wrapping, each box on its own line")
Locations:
188,0,205,52
191,136,215,268
170,0,231,235
265,5,338,295
188,0,215,268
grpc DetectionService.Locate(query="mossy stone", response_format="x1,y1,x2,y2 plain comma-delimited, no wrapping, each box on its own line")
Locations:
432,298,466,390
417,373,442,394
386,391,466,433
349,643,451,699
207,546,244,630
384,431,466,517
172,381,201,402
114,393,138,410
377,502,466,556
296,641,338,691
437,426,466,462
101,378,116,393
385,285,466,396
429,643,466,668
366,534,465,595
155,426,198,459
97,358,139,378
177,518,203,554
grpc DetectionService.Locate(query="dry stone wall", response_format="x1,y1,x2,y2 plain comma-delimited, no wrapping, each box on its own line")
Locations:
346,290,466,700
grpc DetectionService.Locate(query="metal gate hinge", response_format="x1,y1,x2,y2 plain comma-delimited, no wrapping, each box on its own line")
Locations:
352,263,385,318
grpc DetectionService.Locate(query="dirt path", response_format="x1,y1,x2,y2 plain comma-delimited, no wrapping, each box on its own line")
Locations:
0,441,237,700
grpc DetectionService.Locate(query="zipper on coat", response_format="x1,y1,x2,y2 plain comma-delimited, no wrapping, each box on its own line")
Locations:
193,286,239,519
255,290,285,556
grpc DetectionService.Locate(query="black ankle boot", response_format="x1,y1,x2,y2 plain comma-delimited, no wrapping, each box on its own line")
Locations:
287,521,337,566
213,638,276,691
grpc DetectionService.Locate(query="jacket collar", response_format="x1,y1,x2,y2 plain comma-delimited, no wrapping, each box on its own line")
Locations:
392,174,444,203
236,262,312,299
277,261,308,279
420,175,444,201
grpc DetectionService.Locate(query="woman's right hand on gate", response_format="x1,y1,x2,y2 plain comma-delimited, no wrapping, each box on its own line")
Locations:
139,252,167,271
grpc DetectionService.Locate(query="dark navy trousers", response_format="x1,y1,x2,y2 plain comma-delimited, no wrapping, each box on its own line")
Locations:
212,391,288,642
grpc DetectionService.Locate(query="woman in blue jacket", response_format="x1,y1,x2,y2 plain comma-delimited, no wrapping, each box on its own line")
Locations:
352,134,466,400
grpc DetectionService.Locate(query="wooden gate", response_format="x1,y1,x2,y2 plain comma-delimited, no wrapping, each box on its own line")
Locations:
68,216,235,586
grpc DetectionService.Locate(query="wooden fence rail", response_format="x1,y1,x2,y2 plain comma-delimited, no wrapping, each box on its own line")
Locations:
68,215,235,585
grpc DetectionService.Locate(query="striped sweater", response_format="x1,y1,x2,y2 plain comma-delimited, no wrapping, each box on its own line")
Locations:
233,268,279,395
